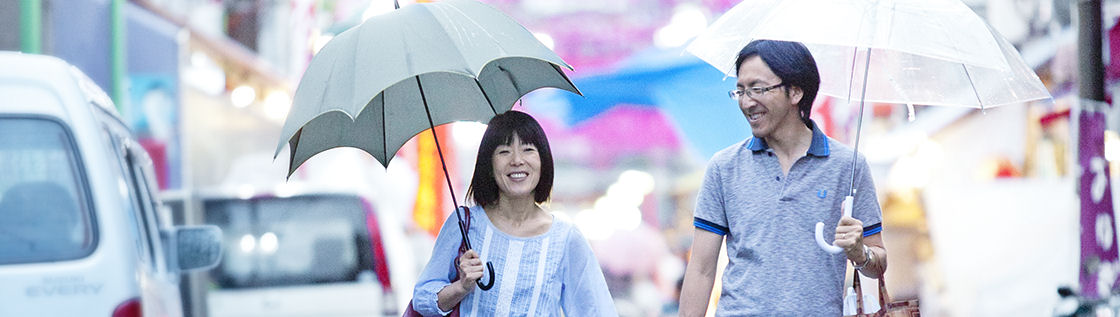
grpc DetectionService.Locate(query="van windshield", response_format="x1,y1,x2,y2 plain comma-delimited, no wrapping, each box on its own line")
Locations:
204,194,374,289
0,118,95,264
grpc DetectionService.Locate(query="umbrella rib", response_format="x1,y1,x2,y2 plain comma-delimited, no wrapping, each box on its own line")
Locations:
381,94,388,163
499,66,523,94
961,63,985,111
474,78,498,115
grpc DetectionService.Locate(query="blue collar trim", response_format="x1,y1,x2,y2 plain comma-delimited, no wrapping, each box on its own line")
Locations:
746,120,830,157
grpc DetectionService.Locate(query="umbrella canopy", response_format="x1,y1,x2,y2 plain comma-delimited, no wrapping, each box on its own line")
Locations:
686,0,1052,253
686,0,1051,109
275,0,580,176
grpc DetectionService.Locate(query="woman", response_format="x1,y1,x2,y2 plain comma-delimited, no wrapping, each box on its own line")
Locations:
412,110,617,316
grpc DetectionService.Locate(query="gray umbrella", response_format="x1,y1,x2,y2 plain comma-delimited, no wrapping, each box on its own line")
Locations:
274,0,581,290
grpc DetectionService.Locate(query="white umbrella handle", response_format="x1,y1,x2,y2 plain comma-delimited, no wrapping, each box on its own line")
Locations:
815,195,853,254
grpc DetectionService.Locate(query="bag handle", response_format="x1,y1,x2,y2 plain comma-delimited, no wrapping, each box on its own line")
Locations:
851,267,889,316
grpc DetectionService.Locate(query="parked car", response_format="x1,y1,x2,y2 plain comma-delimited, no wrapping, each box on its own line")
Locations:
0,52,222,317
166,187,405,317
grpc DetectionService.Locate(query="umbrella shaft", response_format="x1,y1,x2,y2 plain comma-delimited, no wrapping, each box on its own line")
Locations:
849,47,873,198
415,76,472,250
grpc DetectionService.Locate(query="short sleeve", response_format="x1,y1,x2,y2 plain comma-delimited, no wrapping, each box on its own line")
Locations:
693,159,729,235
412,212,464,316
852,155,883,237
560,228,619,317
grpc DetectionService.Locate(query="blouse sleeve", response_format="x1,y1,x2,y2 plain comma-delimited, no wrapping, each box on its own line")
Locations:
559,227,618,317
412,212,463,316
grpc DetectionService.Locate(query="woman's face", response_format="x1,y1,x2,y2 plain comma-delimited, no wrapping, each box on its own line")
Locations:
491,133,541,201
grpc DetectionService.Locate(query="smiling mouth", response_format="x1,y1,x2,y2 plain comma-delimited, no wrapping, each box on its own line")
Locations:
748,112,764,121
508,172,528,180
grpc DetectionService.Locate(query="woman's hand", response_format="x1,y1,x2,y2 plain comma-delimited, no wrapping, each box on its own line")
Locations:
456,249,485,292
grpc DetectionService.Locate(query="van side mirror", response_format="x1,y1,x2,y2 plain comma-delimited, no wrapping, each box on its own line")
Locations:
170,225,223,272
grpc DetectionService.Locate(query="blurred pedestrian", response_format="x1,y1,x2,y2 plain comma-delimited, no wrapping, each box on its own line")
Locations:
411,110,617,316
679,40,887,316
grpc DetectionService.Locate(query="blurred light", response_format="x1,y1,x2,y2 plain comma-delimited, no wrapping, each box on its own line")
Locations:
239,234,256,253
452,121,488,150
613,206,642,231
362,0,395,21
259,232,279,254
275,182,297,198
653,4,708,48
887,140,944,189
533,32,556,50
263,90,292,122
864,130,929,163
237,185,255,200
576,209,613,241
184,51,225,96
311,30,334,56
231,85,256,109
618,170,655,195
1105,130,1120,162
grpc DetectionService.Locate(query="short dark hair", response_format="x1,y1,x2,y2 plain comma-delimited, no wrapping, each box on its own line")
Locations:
735,40,820,127
466,110,554,207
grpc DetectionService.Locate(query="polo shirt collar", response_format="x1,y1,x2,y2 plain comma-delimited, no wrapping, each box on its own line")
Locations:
746,120,831,157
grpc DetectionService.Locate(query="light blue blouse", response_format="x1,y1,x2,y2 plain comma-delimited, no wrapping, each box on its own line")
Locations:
412,205,617,317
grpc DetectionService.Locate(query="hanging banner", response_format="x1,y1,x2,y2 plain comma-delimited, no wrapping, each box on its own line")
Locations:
413,127,456,237
1079,98,1120,298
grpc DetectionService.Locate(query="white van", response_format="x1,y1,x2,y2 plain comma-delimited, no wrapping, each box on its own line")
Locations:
168,187,405,317
0,52,222,317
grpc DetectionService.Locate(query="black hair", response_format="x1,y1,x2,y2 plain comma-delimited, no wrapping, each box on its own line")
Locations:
735,40,820,127
466,110,554,207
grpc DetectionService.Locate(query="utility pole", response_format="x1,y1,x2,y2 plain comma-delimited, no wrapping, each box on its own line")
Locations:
1077,0,1118,299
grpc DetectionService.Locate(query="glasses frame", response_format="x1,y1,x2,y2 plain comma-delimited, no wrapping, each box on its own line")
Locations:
729,83,786,100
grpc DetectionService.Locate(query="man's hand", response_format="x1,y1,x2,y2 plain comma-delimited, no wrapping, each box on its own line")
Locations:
834,216,866,263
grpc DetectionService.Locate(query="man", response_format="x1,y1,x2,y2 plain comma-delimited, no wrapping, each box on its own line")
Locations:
679,40,887,316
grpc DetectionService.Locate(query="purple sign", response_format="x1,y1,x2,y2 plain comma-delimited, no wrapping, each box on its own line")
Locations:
1079,100,1120,298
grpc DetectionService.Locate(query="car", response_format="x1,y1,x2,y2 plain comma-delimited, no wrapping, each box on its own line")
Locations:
165,186,407,317
0,52,223,317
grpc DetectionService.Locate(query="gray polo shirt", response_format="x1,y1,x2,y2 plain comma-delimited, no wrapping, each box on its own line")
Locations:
693,121,882,316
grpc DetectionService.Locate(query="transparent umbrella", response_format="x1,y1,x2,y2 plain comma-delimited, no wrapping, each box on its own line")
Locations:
686,0,1052,253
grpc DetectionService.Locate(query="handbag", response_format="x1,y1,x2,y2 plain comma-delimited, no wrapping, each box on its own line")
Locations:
844,267,921,317
402,207,472,317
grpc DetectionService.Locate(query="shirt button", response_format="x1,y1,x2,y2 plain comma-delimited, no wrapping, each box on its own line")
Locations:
775,176,780,181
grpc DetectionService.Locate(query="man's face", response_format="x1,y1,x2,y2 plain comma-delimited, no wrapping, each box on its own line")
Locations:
735,56,802,140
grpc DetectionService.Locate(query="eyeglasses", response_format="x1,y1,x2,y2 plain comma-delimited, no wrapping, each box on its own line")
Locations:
728,83,786,100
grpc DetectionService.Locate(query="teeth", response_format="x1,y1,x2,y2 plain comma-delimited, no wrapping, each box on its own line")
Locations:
749,113,762,120
509,172,528,178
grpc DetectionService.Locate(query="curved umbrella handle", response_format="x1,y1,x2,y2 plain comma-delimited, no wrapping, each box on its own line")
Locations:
815,196,854,254
477,262,495,290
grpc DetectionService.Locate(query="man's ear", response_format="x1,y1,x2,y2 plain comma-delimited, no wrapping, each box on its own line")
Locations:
788,86,804,106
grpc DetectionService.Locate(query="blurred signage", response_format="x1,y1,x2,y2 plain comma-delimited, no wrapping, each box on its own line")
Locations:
1079,98,1120,298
